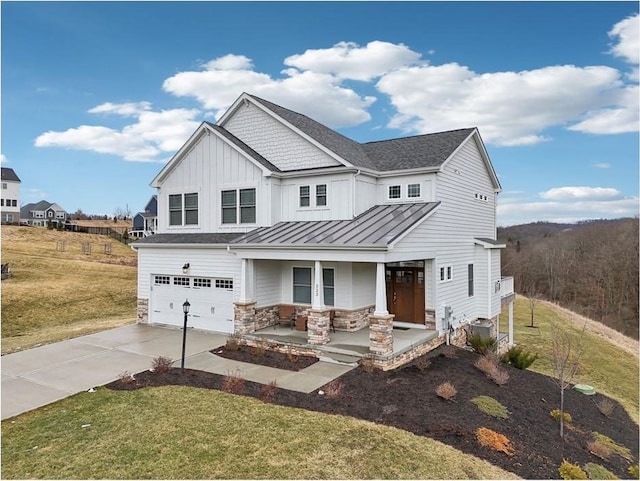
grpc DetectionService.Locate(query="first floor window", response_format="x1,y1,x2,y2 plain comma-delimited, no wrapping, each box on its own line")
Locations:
0,199,3,207
389,185,401,199
439,264,453,283
293,267,312,304
323,268,334,306
169,194,182,225
316,184,327,206
468,264,474,297
299,185,310,207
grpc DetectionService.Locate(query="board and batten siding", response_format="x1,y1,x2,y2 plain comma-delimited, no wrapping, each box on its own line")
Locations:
156,131,269,233
224,102,342,171
279,172,353,221
354,175,377,216
137,247,242,301
391,136,499,325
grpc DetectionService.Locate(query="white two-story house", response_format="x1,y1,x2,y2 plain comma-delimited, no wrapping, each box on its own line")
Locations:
133,93,515,369
1,167,21,224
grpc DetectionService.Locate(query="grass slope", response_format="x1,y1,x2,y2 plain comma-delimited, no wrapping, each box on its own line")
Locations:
501,296,639,422
1,226,137,354
0,386,517,480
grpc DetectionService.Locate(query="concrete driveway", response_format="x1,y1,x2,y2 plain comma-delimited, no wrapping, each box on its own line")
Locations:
1,324,227,420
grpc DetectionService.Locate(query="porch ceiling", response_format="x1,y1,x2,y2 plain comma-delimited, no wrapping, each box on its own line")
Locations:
230,202,440,250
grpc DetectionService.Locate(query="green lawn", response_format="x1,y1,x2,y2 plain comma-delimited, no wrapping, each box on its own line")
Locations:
501,297,639,422
1,386,517,480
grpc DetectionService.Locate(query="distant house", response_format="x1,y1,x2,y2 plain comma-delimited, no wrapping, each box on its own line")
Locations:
1,167,21,224
20,201,67,227
130,195,157,238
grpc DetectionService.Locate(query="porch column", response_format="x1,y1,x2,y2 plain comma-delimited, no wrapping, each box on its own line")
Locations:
508,299,514,347
312,260,325,310
374,262,388,315
234,258,256,334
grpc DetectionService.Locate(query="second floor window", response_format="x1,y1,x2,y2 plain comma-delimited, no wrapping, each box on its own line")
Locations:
222,188,256,224
169,193,198,226
316,184,327,206
299,186,310,207
408,183,421,198
389,185,401,199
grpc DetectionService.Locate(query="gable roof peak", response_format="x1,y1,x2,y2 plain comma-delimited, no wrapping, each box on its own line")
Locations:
1,167,21,182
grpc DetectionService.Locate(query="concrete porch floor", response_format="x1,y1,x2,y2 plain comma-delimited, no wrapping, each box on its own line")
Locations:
250,324,440,359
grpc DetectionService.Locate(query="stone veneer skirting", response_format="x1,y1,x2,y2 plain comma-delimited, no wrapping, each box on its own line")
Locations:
137,298,149,323
252,304,373,331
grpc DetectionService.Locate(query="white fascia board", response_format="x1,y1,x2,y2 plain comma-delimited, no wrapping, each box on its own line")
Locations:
473,239,506,249
132,243,231,250
388,203,441,249
439,129,502,192
230,246,387,262
221,94,355,170
375,166,441,177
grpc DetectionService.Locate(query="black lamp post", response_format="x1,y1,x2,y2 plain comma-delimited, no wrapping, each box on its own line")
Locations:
180,299,190,373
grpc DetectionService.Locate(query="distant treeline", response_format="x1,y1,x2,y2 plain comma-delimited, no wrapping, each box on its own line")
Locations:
499,217,639,339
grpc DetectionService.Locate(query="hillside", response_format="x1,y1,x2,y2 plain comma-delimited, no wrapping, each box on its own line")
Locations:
1,226,137,354
499,218,639,339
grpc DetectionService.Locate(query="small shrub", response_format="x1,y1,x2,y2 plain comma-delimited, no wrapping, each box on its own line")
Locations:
440,345,458,358
222,369,245,395
324,380,344,399
628,464,639,479
583,463,618,479
501,345,538,370
587,440,612,460
475,355,510,386
470,396,509,419
360,353,377,373
592,432,633,462
596,398,615,417
435,382,457,401
150,356,173,374
468,334,497,354
550,409,573,424
259,381,278,404
118,371,135,385
251,341,268,357
414,356,432,372
225,335,241,352
475,427,514,456
558,460,588,480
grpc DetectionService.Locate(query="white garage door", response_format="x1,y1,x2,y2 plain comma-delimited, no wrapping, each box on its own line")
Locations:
150,275,235,333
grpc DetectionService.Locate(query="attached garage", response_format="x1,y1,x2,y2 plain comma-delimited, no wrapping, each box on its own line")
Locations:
149,274,235,333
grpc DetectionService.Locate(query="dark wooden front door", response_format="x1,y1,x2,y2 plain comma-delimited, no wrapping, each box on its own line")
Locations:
386,267,425,324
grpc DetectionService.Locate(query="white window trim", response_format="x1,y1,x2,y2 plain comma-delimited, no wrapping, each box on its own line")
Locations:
439,264,453,283
388,185,401,200
167,191,200,228
468,263,475,297
292,266,312,304
220,186,257,226
297,183,329,210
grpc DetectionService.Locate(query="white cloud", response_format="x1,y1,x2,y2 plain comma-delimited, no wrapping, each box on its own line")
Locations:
88,102,152,117
162,53,375,128
498,196,639,226
1,154,7,164
568,84,639,135
376,63,630,145
609,13,639,80
35,105,201,162
539,186,621,201
594,162,611,169
284,41,422,81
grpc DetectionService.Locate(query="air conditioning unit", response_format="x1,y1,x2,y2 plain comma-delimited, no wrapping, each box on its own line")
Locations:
470,319,494,339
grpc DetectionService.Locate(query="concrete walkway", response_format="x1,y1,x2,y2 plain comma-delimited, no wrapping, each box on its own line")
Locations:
1,324,353,420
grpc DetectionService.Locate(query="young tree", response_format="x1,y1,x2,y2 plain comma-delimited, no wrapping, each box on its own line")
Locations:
550,322,586,439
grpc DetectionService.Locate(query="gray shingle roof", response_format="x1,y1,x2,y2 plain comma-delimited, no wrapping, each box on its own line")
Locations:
1,168,21,182
133,232,245,246
205,123,282,173
231,202,440,248
475,237,506,247
248,94,475,172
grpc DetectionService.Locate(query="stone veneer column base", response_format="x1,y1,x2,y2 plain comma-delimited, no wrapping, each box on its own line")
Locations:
307,308,331,345
234,301,256,335
137,298,149,323
368,313,395,355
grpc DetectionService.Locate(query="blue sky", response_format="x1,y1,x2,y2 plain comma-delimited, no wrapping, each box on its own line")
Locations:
2,1,638,226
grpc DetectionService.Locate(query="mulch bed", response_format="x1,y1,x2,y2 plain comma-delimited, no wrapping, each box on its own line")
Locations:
106,345,638,479
211,344,319,371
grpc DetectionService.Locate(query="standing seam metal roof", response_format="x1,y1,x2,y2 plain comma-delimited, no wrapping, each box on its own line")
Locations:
230,202,440,248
